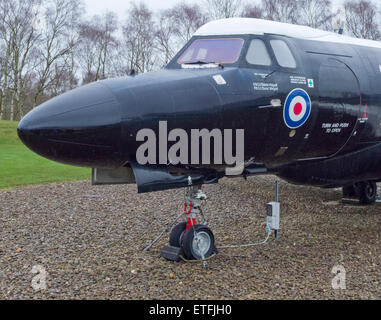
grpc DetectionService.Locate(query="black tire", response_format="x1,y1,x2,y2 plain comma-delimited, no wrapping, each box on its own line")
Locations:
182,225,216,260
169,222,187,248
358,181,377,205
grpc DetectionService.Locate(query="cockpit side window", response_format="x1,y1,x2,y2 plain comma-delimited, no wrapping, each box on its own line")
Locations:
270,39,297,68
246,39,272,66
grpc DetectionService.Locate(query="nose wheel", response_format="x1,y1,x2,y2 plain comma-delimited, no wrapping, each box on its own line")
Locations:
169,223,216,260
182,225,216,260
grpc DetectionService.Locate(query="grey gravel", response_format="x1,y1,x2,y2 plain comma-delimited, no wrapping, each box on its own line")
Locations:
0,176,380,300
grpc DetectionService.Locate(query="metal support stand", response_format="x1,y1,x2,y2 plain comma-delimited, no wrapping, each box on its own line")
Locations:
275,180,280,202
143,211,183,252
275,180,280,240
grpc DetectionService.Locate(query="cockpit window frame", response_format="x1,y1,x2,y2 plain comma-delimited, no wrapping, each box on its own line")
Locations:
166,34,251,69
166,34,302,72
176,37,246,66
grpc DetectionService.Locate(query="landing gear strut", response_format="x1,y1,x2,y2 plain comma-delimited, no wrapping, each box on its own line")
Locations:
343,181,378,205
174,186,216,260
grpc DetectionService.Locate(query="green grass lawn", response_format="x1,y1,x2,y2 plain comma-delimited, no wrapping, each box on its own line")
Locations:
0,121,90,189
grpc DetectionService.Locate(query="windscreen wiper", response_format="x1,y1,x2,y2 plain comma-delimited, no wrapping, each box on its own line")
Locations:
183,61,217,65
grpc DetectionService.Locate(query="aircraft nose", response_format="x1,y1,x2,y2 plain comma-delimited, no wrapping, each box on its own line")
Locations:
18,81,124,168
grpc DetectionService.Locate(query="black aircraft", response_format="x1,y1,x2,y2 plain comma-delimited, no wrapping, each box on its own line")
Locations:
18,18,381,261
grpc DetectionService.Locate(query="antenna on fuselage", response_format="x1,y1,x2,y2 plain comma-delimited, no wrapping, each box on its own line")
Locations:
127,69,136,77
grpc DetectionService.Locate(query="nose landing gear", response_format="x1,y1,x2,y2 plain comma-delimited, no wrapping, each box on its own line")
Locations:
157,185,217,266
145,181,280,268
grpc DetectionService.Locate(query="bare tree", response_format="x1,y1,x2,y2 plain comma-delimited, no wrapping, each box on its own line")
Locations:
66,4,82,91
241,4,264,18
0,1,11,120
165,3,207,45
298,0,337,30
122,3,157,74
262,0,300,24
33,0,84,107
156,10,178,65
0,18,12,120
78,22,99,83
344,0,380,40
0,0,41,120
155,3,208,66
205,0,242,20
78,11,118,83
50,62,73,96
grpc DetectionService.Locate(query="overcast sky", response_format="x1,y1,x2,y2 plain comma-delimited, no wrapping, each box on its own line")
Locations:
83,0,190,17
83,0,346,18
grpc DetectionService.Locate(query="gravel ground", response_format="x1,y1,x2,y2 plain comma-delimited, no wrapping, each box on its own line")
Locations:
0,176,380,300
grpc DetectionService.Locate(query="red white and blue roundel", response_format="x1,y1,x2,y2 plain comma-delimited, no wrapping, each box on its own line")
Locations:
283,89,312,129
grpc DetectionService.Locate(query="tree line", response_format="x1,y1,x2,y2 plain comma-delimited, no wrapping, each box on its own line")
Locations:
1,0,380,120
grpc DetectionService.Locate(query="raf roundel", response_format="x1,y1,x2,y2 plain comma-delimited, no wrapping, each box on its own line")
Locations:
283,89,312,129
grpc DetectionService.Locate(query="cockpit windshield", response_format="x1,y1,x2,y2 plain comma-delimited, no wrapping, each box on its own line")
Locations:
177,38,244,65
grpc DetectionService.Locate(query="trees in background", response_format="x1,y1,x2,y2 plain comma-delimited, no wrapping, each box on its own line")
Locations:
168,3,207,44
156,10,178,66
298,0,337,30
205,0,243,20
344,0,380,40
0,0,41,120
0,0,83,118
0,0,381,120
34,0,83,106
156,3,206,65
122,2,157,74
261,0,299,24
78,11,118,84
155,3,207,66
241,4,264,18
242,0,336,26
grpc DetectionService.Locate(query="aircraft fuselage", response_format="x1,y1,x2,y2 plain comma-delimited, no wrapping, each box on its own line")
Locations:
18,23,381,192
